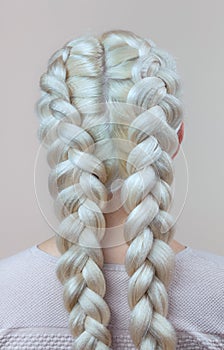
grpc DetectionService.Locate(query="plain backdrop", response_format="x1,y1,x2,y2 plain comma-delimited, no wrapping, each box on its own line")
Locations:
0,0,223,259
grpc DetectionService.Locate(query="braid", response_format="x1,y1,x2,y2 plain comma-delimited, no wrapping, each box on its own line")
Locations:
36,35,114,349
100,30,183,349
35,29,184,349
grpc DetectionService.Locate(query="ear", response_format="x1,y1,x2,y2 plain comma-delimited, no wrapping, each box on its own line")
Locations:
171,121,184,159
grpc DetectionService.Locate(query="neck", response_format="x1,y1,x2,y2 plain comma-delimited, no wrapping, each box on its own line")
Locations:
38,190,186,264
37,235,186,264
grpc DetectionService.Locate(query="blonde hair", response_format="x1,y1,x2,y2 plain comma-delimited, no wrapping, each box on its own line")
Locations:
35,29,184,349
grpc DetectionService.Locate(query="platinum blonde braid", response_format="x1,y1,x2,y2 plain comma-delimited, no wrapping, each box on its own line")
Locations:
36,35,115,349
100,30,183,349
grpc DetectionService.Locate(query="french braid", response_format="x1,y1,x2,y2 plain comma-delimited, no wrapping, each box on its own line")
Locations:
36,35,114,349
35,29,184,349
100,30,183,349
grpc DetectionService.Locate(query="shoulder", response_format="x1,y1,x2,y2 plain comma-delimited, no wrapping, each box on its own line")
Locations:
0,245,57,286
174,246,224,284
168,246,224,336
0,247,35,284
0,246,68,329
184,246,224,265
169,246,224,297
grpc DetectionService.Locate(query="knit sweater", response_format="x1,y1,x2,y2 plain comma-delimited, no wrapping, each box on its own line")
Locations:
0,244,223,349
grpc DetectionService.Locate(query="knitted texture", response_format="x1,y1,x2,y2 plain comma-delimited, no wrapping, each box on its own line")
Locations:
0,330,224,350
0,245,223,349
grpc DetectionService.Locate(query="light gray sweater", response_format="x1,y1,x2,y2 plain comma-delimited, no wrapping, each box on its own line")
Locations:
0,244,223,349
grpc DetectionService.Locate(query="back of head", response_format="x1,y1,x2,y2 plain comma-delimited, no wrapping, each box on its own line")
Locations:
35,29,184,349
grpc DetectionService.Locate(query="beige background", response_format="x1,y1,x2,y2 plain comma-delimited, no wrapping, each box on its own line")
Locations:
0,0,223,259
